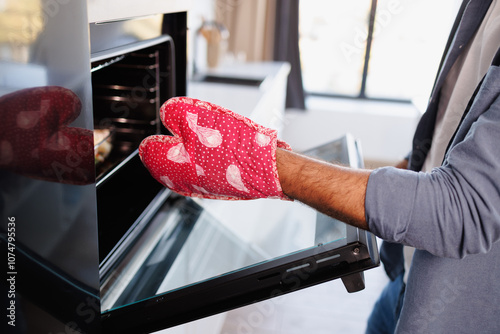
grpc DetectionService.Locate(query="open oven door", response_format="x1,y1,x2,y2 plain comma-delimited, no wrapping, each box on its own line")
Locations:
98,134,379,334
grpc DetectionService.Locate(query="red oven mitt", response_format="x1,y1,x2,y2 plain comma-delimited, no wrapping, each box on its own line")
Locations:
139,97,291,200
0,86,94,185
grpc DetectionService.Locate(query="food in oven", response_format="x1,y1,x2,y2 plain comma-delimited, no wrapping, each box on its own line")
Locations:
94,128,113,164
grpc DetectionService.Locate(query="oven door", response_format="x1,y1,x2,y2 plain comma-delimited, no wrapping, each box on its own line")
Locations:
99,134,379,334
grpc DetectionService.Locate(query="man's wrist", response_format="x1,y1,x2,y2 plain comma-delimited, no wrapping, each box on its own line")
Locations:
275,147,370,230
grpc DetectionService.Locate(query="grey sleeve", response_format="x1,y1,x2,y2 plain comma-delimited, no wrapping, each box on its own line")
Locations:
365,94,500,259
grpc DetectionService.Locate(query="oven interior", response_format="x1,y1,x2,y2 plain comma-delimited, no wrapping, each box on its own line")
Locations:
92,35,176,264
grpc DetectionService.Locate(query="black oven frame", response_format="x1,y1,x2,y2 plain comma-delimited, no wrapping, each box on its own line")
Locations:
92,12,187,265
101,229,378,333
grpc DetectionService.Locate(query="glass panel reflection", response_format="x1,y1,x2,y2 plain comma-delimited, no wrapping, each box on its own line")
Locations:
101,193,346,311
0,1,100,332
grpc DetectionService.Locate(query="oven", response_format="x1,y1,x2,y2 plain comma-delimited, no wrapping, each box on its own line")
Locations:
0,2,379,333
90,10,379,334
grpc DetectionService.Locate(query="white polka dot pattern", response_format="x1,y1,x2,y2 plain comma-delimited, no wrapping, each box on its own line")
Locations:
139,97,292,200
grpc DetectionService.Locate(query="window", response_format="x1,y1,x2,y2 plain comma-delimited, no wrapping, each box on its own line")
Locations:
299,0,460,102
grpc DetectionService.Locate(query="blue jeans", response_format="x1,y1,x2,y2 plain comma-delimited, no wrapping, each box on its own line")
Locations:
365,273,405,334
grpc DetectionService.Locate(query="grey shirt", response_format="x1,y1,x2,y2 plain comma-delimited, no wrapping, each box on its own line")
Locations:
366,61,500,333
422,0,500,172
365,0,500,332
403,0,500,283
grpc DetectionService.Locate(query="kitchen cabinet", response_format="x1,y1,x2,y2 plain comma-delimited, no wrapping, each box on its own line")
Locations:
87,0,190,24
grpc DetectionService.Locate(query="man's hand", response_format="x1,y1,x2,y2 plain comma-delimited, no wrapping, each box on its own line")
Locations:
139,97,292,200
394,159,409,170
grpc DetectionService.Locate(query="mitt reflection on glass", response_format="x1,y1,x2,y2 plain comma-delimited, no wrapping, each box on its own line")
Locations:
0,86,94,185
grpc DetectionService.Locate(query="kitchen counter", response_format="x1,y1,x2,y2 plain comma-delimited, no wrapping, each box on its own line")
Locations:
187,61,291,132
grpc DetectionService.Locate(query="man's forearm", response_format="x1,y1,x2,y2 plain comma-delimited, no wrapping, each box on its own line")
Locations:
276,148,371,230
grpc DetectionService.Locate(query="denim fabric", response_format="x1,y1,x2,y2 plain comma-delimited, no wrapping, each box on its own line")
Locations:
365,273,405,334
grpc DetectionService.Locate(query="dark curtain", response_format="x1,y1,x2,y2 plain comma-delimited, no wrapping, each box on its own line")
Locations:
274,0,306,109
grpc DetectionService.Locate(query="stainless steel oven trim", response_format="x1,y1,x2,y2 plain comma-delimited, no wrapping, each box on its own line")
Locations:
91,35,173,62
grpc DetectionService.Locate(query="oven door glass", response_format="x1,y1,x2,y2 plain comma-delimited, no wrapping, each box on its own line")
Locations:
100,134,379,333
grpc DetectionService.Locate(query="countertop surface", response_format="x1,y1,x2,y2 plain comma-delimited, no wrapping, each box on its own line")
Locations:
187,61,290,119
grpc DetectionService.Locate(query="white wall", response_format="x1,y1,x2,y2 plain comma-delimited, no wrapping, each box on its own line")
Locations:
282,97,421,167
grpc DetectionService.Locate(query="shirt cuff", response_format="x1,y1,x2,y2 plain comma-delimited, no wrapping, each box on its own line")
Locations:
365,166,419,243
